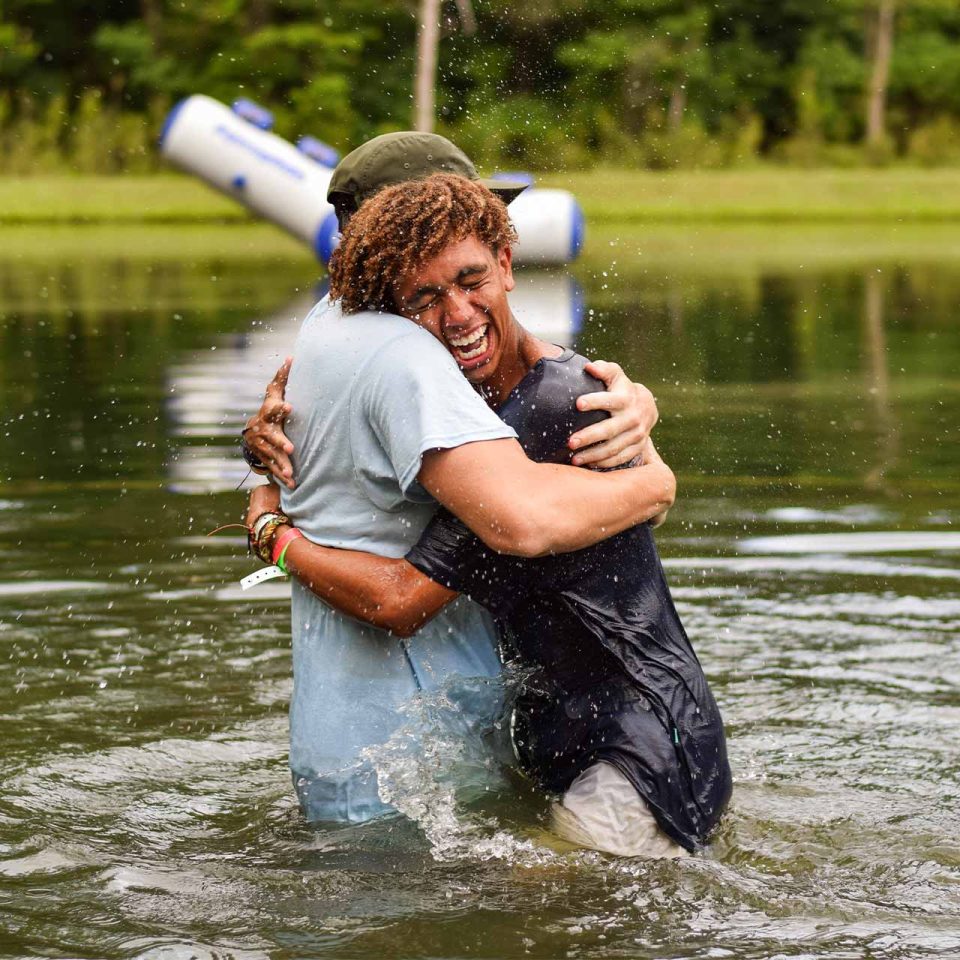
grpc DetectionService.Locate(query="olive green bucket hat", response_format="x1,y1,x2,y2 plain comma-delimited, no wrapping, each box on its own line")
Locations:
327,131,530,214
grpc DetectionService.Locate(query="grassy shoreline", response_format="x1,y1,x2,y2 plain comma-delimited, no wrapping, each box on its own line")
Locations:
3,169,960,224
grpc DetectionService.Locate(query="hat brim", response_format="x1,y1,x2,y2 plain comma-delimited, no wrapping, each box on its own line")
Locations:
477,178,530,205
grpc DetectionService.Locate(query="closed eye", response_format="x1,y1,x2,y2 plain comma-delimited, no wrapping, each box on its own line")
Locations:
406,291,440,312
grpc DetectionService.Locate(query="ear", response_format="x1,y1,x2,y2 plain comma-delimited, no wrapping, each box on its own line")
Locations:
497,245,515,293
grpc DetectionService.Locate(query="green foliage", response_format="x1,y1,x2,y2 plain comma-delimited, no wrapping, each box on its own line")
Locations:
2,0,960,172
908,116,960,165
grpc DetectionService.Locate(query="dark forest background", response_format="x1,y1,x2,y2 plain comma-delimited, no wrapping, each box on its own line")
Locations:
2,0,960,173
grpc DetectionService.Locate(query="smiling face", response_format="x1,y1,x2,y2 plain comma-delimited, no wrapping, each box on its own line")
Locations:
395,236,519,388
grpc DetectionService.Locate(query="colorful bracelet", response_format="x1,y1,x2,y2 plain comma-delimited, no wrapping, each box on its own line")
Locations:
271,526,303,566
276,536,302,575
248,511,290,563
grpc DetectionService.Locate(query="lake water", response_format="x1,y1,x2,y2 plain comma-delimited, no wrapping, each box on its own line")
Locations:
1,223,958,959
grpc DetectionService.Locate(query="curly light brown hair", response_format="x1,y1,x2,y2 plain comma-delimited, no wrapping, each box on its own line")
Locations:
328,173,518,315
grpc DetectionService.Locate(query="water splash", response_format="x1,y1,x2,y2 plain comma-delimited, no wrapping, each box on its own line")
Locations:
362,681,558,865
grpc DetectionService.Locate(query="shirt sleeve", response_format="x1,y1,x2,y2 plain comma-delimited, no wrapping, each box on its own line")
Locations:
354,327,517,496
406,507,520,614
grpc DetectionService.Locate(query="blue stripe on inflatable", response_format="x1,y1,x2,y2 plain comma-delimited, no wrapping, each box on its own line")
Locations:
569,199,586,260
297,136,340,168
158,98,187,150
232,98,274,130
313,210,341,264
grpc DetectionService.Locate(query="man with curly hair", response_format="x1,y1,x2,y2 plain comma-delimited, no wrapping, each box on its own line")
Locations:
243,134,667,828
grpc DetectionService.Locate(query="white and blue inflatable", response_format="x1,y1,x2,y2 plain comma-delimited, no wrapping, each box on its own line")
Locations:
159,95,585,266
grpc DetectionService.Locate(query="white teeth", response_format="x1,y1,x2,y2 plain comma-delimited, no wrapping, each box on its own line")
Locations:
456,334,488,361
447,324,488,348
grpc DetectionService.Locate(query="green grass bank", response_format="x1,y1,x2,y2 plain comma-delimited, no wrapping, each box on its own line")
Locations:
2,169,960,225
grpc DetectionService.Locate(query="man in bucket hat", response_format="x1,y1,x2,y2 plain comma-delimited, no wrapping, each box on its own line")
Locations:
242,134,661,826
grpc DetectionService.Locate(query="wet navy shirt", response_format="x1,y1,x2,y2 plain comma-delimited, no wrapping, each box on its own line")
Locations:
406,350,732,850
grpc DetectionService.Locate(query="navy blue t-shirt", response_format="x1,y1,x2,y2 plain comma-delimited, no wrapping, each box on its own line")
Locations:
406,350,732,850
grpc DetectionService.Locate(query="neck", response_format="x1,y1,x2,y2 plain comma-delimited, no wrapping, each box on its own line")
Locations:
478,318,562,406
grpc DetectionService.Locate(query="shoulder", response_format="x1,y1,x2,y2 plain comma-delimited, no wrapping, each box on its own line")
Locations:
524,350,605,406
356,317,462,385
350,315,496,423
499,350,606,464
297,299,457,375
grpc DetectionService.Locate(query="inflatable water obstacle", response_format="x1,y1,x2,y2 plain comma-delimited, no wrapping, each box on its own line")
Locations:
159,95,585,266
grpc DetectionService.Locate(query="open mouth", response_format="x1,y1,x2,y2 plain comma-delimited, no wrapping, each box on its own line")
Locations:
446,323,490,365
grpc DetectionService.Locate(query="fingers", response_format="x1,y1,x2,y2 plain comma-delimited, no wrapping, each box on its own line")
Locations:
573,438,646,469
246,427,296,488
262,359,294,425
572,374,658,469
583,359,625,390
259,399,293,427
580,360,659,426
248,421,295,460
267,453,295,489
575,387,630,415
569,391,644,455
266,357,293,398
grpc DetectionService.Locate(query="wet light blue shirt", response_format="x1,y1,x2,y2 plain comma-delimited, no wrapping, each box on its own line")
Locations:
280,297,517,823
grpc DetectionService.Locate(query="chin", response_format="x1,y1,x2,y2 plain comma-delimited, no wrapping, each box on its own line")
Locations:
459,354,497,383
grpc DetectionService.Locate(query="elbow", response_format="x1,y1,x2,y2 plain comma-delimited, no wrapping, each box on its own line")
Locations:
380,607,421,639
480,513,554,558
644,464,676,524
661,466,677,512
655,464,677,513
360,595,423,638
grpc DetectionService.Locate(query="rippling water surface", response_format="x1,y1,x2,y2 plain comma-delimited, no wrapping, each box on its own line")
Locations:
1,224,958,959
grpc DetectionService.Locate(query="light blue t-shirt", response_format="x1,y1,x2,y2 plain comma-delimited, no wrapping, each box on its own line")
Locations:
280,297,517,823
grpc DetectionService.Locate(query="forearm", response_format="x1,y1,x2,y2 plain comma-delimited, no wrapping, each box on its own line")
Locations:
280,533,456,637
519,458,675,555
419,438,675,559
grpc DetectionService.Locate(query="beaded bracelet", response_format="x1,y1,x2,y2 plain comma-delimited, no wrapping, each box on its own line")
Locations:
248,511,290,563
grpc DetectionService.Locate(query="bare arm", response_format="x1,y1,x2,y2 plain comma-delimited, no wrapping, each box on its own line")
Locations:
245,485,455,637
282,534,456,638
243,357,660,484
417,435,675,558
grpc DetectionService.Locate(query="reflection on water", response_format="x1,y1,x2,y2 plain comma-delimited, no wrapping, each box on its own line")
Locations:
0,227,958,959
165,273,584,493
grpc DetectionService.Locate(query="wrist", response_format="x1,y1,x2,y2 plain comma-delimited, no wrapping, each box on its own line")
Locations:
271,526,304,572
249,511,290,563
241,429,269,474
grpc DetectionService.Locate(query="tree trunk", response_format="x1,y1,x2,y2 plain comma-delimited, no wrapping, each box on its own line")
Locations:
865,0,895,148
140,0,162,48
454,0,476,36
862,269,897,492
667,80,687,132
247,0,271,32
414,0,441,132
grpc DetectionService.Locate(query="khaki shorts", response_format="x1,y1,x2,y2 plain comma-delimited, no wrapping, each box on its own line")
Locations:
550,761,689,859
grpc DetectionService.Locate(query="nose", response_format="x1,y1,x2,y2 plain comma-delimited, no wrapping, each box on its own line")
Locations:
443,288,476,329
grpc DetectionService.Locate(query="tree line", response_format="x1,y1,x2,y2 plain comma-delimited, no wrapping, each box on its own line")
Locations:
2,0,960,174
